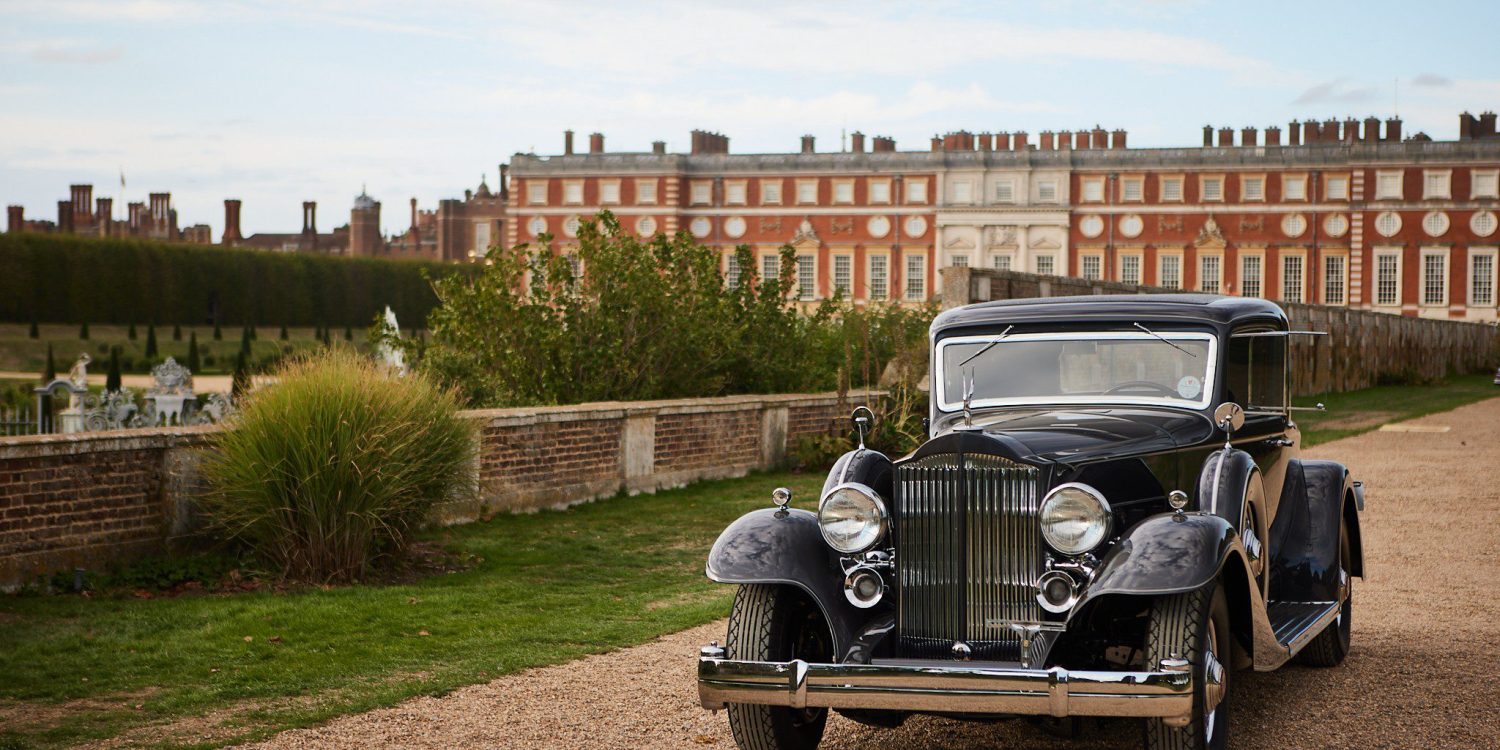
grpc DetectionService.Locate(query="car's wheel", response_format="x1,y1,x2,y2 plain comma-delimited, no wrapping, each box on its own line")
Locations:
1297,516,1353,667
1144,581,1230,750
725,584,831,750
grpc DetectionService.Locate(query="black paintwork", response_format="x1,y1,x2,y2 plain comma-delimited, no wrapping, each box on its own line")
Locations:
704,295,1364,677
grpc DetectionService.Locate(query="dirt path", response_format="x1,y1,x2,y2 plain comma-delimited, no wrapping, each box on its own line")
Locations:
247,396,1500,750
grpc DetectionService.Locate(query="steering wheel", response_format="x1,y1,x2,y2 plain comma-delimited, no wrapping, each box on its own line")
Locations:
1104,380,1178,396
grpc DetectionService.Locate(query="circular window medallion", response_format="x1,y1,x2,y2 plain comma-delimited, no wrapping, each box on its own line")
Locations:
1422,211,1450,237
1322,214,1349,238
562,215,581,238
867,216,891,239
1281,213,1308,238
1079,214,1104,239
527,216,548,237
689,216,712,239
723,216,747,239
635,215,658,236
1374,211,1402,237
1118,214,1143,239
1472,210,1498,237
904,216,928,238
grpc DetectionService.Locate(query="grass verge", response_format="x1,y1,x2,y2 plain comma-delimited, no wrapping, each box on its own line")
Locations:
1296,373,1497,446
0,471,824,749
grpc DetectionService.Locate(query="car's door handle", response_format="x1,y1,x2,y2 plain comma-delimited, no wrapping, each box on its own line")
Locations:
1264,437,1295,447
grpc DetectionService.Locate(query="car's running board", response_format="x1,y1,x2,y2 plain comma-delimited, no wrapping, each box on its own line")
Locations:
1266,601,1340,656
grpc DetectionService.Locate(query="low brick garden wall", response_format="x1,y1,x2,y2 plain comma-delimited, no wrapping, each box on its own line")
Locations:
0,390,875,589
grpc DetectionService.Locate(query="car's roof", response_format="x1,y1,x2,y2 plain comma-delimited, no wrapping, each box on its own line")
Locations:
932,294,1287,334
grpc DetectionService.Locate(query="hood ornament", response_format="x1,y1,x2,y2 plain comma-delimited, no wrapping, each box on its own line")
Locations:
961,368,976,428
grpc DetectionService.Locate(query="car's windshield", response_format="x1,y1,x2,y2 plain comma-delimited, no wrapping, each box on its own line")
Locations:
937,330,1218,411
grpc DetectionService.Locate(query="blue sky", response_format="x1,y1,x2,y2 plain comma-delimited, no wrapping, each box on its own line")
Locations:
2,0,1497,236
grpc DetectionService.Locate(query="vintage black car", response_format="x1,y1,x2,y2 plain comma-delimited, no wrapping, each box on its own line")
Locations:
697,295,1364,750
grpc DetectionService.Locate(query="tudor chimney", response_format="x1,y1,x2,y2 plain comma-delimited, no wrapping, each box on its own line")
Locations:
1343,118,1359,143
1265,126,1282,147
1218,127,1234,147
95,198,112,235
564,130,574,155
1111,129,1127,149
1385,117,1402,141
1288,120,1301,146
1241,126,1258,147
499,165,509,199
1322,118,1340,142
930,135,943,151
57,201,73,233
1091,125,1107,149
1481,111,1498,138
801,135,816,153
872,135,896,152
993,132,1010,151
1054,131,1069,151
303,201,317,235
7,205,24,233
1012,131,1029,150
223,199,243,244
850,131,866,153
589,132,604,153
1363,116,1380,143
1203,125,1213,147
1040,131,1055,151
1303,120,1320,144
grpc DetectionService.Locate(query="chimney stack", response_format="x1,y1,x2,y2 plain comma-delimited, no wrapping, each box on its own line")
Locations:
1012,131,1029,150
689,130,728,154
1481,111,1498,138
409,197,418,230
850,131,865,153
564,129,574,155
1303,120,1320,144
1343,118,1359,143
1203,125,1213,147
1322,118,1340,142
1288,120,1301,146
1364,116,1381,143
303,201,317,234
872,135,896,152
1091,125,1107,149
1385,117,1402,142
652,140,666,155
499,165,509,199
1110,129,1127,149
978,132,993,151
993,132,1010,151
1266,125,1282,146
57,201,73,233
931,135,943,151
223,199,243,243
801,135,816,153
95,198,112,234
8,205,24,234
1039,131,1055,151
128,202,143,229
1459,112,1476,140
1218,127,1234,147
589,132,604,153
1054,131,1070,151
70,184,92,218
1240,126,1258,147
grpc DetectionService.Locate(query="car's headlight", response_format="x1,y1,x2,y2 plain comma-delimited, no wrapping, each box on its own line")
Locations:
819,483,888,553
1040,483,1111,555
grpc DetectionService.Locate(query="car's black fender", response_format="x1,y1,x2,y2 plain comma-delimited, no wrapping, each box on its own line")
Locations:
705,507,864,657
1196,448,1269,594
1268,459,1363,600
822,448,893,499
1071,512,1252,613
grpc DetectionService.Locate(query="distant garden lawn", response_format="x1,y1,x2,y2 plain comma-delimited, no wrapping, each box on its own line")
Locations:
0,375,1493,749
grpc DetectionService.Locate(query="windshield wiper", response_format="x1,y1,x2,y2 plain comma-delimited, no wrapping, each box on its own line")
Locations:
959,325,1015,367
1132,322,1198,358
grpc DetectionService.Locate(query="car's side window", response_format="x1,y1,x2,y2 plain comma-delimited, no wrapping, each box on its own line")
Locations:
1225,329,1287,412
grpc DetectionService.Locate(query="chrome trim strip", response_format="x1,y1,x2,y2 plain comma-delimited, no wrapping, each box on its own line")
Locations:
698,653,1193,721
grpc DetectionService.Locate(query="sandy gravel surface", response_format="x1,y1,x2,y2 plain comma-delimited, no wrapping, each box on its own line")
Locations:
248,397,1500,750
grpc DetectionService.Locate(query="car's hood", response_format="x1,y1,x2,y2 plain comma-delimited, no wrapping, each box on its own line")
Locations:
930,406,1214,464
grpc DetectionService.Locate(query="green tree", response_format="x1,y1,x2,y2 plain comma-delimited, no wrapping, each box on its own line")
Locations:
213,321,222,340
231,351,251,400
188,332,201,373
343,325,353,342
279,324,289,341
145,323,158,358
128,322,137,340
172,323,182,341
106,347,122,393
79,321,89,340
43,343,56,381
27,315,38,339
239,326,252,357
248,324,258,341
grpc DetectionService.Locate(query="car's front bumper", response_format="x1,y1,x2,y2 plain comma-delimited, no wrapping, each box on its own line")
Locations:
697,644,1194,725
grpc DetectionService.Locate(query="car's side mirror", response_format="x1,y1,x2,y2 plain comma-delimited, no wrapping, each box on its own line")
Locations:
1213,402,1245,439
851,406,875,449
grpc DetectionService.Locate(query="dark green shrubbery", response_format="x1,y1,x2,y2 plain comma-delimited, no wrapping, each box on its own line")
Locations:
201,350,476,582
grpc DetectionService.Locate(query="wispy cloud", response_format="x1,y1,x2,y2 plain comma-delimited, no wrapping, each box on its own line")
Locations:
1292,78,1379,106
1412,73,1451,88
28,41,124,64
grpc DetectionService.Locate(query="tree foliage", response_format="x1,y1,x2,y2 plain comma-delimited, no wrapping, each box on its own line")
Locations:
399,212,932,408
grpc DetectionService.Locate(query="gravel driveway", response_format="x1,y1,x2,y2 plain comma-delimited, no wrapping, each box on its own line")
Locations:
249,397,1500,750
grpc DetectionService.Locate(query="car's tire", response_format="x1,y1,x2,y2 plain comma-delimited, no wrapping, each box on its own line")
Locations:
1297,516,1353,667
725,584,831,750
1143,581,1230,750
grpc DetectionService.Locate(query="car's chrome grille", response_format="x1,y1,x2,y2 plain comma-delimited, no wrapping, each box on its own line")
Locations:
895,452,1042,661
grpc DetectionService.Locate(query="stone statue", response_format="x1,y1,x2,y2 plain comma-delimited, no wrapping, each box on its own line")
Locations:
378,305,407,375
68,353,91,390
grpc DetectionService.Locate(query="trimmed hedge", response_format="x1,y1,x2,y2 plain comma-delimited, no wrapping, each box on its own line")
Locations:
0,233,473,327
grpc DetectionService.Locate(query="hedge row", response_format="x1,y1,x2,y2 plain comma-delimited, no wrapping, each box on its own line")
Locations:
0,233,474,327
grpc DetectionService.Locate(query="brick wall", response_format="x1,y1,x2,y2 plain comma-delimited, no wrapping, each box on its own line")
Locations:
942,266,1500,395
0,391,877,589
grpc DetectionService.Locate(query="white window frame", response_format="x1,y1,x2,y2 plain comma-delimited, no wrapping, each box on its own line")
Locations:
1325,174,1350,201
867,178,891,205
1470,247,1498,308
1322,253,1347,306
760,179,782,206
833,254,853,296
1240,174,1266,202
904,253,926,300
905,178,929,204
1161,175,1184,203
761,252,781,285
598,179,621,205
1420,248,1449,307
796,253,817,300
950,254,969,268
1280,252,1305,304
1080,253,1103,281
1119,253,1143,285
526,179,548,206
796,179,819,205
562,179,584,206
994,178,1016,204
1158,252,1182,289
1036,179,1059,204
1198,253,1222,293
1240,252,1264,298
833,179,855,205
1200,175,1224,202
689,180,713,206
724,180,748,206
1282,174,1307,202
1375,169,1404,200
1423,169,1452,200
950,179,974,205
635,178,658,205
1472,170,1500,199
991,254,1013,271
868,253,889,299
1081,177,1105,203
1122,176,1144,203
725,252,742,289
1374,248,1403,306
1033,254,1056,276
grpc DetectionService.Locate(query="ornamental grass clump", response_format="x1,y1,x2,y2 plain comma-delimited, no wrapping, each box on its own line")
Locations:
201,349,476,582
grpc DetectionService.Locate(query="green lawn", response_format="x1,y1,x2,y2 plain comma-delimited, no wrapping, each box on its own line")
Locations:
0,471,825,749
0,323,368,377
1295,373,1498,446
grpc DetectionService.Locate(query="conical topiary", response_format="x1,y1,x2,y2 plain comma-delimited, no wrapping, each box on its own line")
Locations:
172,324,182,341
43,343,56,381
231,351,251,400
240,326,252,357
188,333,201,373
279,324,289,341
28,316,38,339
128,322,138,340
145,323,158,358
79,322,89,340
106,348,122,393
213,321,223,340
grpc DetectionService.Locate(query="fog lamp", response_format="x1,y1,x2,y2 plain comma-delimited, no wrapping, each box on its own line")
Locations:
844,567,886,609
1036,570,1079,613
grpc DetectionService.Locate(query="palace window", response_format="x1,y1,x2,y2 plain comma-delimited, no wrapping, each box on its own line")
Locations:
761,253,779,284
833,255,852,296
725,180,747,206
1122,177,1144,202
1282,174,1307,201
1423,170,1452,200
725,253,741,288
1473,170,1500,199
1241,176,1265,202
760,179,782,205
1201,176,1224,202
995,179,1015,203
1471,250,1496,307
905,254,926,300
1161,176,1184,202
1034,254,1055,276
1325,174,1349,200
868,179,891,204
905,178,928,204
1376,170,1403,200
1324,255,1346,305
1281,255,1304,303
1081,254,1102,280
1036,179,1058,203
992,254,1012,271
1421,251,1448,306
950,254,969,268
690,180,712,206
526,179,548,205
951,180,973,204
833,179,855,205
599,180,620,204
797,254,816,300
1120,254,1142,285
563,180,584,205
796,179,818,205
1241,255,1262,298
1160,255,1182,289
1081,178,1104,203
1199,255,1221,293
1375,252,1401,305
635,179,657,205
869,255,888,299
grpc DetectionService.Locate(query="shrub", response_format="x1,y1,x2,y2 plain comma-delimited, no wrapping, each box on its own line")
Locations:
79,321,89,340
201,350,476,581
106,347,122,393
128,322,138,340
28,316,38,339
145,323,158,357
187,333,200,372
172,323,182,341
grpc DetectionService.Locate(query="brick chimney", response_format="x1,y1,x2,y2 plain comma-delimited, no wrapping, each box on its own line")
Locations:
409,197,419,232
57,201,73,233
1241,126,1258,147
801,135,816,153
1040,131,1055,151
1288,120,1301,146
1055,131,1070,151
1303,120,1320,144
1111,129,1127,149
94,198,112,234
1217,127,1234,147
1203,125,1213,147
930,135,943,151
652,141,666,155
70,184,92,218
872,135,896,152
499,165,509,199
1481,111,1498,138
1266,126,1282,146
303,201,317,235
993,132,1010,151
1012,131,1028,150
1343,118,1359,143
223,199,243,243
7,205,23,233
977,132,992,151
1363,116,1381,143
1385,117,1402,142
127,202,143,229
589,132,604,153
1322,118,1340,142
564,129,574,155
1091,125,1107,149
850,131,866,153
